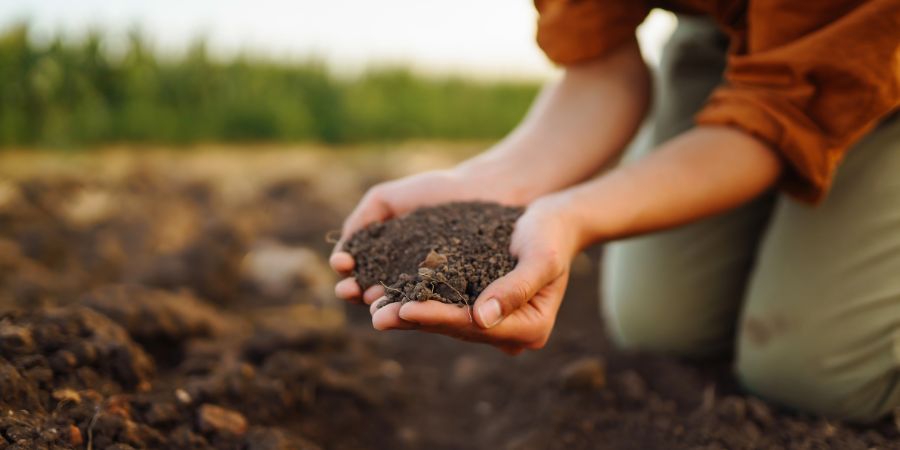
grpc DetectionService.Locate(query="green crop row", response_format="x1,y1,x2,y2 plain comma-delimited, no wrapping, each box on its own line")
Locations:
0,24,541,148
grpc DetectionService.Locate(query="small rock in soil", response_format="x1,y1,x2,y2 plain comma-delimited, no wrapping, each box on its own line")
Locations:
197,403,248,437
559,357,606,391
0,324,35,355
68,424,83,446
175,388,193,405
51,388,82,405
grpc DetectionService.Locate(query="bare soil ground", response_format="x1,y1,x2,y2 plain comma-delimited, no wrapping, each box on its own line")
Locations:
0,147,897,450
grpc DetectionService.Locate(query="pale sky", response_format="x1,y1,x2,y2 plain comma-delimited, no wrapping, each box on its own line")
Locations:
0,0,677,79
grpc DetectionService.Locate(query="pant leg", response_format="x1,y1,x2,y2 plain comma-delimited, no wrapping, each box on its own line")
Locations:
602,16,775,357
737,113,900,422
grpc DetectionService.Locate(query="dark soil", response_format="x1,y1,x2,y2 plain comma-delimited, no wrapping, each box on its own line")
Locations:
344,202,522,307
0,154,898,449
0,296,390,450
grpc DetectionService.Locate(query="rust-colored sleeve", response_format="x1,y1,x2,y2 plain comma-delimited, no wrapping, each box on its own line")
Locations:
696,0,900,203
534,0,650,65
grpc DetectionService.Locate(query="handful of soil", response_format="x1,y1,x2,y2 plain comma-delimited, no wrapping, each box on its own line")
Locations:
344,202,523,308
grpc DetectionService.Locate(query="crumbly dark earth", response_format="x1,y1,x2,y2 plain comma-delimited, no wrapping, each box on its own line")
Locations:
0,155,898,449
344,202,523,307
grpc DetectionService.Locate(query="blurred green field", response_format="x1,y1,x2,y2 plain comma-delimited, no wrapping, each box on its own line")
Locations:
0,24,541,149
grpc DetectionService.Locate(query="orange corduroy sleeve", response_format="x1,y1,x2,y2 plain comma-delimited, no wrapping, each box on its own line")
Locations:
696,0,900,203
534,0,650,65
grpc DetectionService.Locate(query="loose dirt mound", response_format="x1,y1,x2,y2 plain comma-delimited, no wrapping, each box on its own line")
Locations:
0,306,158,448
0,167,397,449
345,202,522,306
0,292,397,450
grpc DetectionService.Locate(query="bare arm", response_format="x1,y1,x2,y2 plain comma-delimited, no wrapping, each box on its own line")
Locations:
560,126,783,248
461,41,650,204
332,42,650,303
388,126,783,352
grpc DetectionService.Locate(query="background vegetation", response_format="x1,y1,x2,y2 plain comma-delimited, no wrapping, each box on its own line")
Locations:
0,24,541,148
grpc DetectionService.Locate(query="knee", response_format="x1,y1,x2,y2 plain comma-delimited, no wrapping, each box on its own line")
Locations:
602,282,732,358
736,315,899,423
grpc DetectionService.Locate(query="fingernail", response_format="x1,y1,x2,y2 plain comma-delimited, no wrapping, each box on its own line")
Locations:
477,298,503,328
370,296,387,315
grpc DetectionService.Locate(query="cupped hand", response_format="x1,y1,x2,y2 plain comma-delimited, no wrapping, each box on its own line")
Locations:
370,195,582,354
330,167,516,307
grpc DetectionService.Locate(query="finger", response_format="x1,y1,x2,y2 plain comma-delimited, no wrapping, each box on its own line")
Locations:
341,189,393,242
372,302,418,331
397,301,472,327
473,251,560,329
369,296,390,315
329,252,355,275
363,285,385,305
334,277,362,300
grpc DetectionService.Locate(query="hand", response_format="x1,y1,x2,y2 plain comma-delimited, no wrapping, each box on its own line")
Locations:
370,195,583,354
330,167,518,306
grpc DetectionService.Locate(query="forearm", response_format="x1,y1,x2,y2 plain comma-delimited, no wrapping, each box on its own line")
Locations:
552,126,783,250
456,42,651,204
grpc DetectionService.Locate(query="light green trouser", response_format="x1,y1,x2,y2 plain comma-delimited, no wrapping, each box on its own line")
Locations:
602,16,900,422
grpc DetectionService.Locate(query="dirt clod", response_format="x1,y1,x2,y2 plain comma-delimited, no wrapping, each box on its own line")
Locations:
559,357,606,392
0,325,35,355
197,404,248,437
52,388,82,405
345,202,523,307
175,388,192,405
68,424,84,446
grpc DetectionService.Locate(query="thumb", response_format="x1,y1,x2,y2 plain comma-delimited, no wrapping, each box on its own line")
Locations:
473,250,560,329
334,188,393,253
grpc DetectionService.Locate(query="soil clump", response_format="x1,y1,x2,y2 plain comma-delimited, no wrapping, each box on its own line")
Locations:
345,202,522,307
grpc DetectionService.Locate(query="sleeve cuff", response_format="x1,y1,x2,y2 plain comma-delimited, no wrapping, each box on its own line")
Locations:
535,0,648,65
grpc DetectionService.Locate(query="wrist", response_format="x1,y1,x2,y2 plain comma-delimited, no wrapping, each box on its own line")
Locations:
452,153,534,205
531,192,591,257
